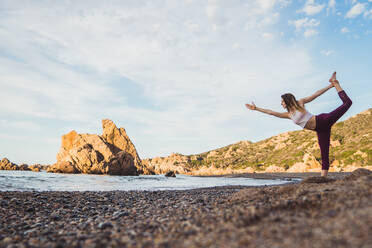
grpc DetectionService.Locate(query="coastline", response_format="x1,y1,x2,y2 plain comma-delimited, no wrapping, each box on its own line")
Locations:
1,169,371,247
204,171,351,180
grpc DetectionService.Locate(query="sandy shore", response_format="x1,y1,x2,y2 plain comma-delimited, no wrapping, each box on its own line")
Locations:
1,170,371,248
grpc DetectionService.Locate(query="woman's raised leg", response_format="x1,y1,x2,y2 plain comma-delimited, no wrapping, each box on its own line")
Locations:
325,79,352,127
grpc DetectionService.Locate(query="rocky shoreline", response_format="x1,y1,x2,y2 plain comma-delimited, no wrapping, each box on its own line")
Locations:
1,169,371,248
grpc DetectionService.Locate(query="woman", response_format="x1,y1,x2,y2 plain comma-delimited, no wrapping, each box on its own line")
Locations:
245,72,352,177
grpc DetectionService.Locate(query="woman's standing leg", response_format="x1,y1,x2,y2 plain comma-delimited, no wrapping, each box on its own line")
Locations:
316,129,331,177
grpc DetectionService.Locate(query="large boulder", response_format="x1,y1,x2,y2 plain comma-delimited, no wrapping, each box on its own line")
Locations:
48,120,150,175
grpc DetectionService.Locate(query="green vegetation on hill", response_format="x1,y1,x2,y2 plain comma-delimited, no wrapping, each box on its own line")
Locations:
157,108,372,171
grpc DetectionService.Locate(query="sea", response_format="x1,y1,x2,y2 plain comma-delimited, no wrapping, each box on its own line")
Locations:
0,170,294,191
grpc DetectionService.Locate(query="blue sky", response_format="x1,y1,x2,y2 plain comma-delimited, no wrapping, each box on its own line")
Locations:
0,0,371,164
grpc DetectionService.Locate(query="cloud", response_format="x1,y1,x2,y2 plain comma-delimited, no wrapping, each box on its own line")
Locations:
345,3,366,18
278,0,292,8
0,119,41,131
262,32,274,40
299,0,325,15
184,20,202,33
232,42,240,50
364,9,372,19
206,0,219,21
304,29,318,37
328,0,336,8
289,17,320,37
0,1,317,161
327,0,336,15
340,27,350,33
290,18,320,31
321,50,335,56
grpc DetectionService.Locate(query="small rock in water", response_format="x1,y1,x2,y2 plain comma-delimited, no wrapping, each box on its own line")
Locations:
165,171,176,177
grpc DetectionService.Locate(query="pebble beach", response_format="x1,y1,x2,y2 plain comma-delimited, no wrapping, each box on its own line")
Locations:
1,170,371,248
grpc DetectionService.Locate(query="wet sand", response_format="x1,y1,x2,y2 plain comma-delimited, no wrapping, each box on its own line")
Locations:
0,170,371,248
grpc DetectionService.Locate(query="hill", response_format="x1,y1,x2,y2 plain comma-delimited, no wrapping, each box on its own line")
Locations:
143,108,372,175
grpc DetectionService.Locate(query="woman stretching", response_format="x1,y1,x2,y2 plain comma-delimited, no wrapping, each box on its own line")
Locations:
245,72,352,177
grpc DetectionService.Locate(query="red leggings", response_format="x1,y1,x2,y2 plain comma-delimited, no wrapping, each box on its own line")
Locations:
315,90,352,170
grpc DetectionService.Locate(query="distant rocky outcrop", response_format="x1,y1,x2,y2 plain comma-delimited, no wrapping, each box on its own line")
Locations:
47,119,152,175
0,159,49,172
29,164,48,172
0,158,30,171
143,153,191,175
165,170,176,177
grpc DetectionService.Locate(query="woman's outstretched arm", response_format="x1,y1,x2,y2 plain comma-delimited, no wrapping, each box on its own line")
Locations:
299,84,334,104
245,102,289,119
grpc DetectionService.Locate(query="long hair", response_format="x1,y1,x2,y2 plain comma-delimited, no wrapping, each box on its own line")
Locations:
281,93,305,113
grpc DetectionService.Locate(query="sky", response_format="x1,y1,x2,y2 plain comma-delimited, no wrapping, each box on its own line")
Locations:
0,0,371,165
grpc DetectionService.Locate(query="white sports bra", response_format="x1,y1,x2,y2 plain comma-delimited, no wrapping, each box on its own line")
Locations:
289,109,313,128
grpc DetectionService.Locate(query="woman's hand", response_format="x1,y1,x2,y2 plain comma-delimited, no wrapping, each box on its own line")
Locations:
245,102,256,110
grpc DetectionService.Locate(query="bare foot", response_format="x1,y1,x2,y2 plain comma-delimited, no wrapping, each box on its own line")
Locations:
331,79,343,92
321,170,328,177
329,71,336,83
332,79,340,86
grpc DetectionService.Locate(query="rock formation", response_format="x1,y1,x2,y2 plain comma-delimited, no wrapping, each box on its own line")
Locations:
286,153,322,173
165,171,176,177
0,158,30,171
47,119,151,175
143,153,191,174
29,164,48,172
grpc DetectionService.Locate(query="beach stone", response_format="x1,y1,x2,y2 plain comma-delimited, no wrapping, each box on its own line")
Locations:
112,211,129,219
98,222,113,229
50,212,61,221
3,237,12,243
301,176,336,184
343,168,372,181
30,223,43,228
26,207,34,212
24,229,37,235
47,120,146,175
